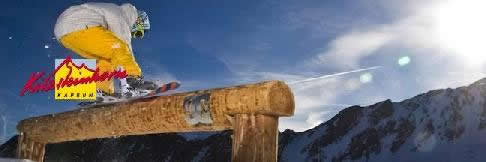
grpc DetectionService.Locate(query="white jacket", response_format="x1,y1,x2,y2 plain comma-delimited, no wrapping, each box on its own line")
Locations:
54,3,138,48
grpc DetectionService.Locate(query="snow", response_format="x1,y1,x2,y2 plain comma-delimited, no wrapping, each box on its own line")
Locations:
280,125,327,162
191,146,208,162
178,132,218,141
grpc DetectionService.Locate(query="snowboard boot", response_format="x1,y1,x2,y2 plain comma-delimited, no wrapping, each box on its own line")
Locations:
113,76,158,98
126,76,158,91
117,66,157,98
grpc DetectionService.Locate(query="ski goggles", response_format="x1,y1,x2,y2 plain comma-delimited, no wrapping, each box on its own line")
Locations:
131,11,150,39
132,22,145,39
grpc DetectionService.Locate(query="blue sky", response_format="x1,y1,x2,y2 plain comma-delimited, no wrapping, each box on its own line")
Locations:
1,0,486,143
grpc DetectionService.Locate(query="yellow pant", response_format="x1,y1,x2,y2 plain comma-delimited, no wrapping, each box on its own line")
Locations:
59,26,142,94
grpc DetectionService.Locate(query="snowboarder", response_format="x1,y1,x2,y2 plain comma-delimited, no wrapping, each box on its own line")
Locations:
54,2,156,100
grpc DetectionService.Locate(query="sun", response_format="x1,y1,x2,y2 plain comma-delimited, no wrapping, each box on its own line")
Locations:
435,0,486,67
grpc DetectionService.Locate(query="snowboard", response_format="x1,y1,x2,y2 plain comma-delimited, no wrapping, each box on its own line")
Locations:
78,81,181,107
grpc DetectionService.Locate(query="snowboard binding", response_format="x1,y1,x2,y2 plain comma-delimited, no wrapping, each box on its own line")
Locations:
78,67,180,107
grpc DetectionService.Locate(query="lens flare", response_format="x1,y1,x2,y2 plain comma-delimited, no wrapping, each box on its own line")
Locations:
398,56,411,66
360,73,373,83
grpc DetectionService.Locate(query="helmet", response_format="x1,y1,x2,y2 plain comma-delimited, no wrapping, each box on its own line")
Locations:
131,11,150,39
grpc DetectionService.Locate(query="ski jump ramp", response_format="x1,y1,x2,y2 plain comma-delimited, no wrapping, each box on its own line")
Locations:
16,80,295,162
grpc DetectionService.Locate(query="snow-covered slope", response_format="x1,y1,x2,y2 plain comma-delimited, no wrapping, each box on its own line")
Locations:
279,78,486,162
1,78,486,162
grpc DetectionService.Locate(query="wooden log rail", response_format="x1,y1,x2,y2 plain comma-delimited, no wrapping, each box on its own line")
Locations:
17,80,295,162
